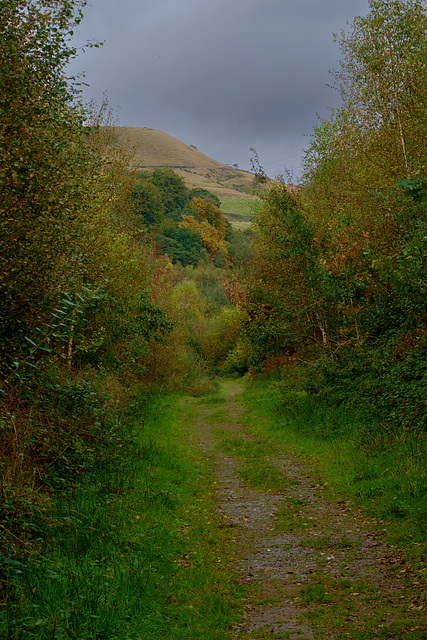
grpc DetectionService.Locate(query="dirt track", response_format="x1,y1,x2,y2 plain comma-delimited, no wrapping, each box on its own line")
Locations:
192,379,426,639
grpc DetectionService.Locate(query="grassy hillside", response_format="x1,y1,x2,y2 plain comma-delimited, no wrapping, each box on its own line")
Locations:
111,127,259,224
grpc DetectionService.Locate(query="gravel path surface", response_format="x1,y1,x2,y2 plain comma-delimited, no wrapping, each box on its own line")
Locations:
191,380,426,639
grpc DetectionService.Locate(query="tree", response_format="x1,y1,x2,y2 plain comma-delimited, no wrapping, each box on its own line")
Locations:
304,0,427,246
239,0,427,432
334,0,427,176
0,0,92,369
132,180,165,226
180,214,229,264
239,183,325,359
156,226,203,266
189,188,221,208
298,0,427,355
151,167,190,212
188,197,227,237
0,3,171,379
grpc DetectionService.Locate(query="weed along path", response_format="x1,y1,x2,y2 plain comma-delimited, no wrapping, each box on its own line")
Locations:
184,378,427,639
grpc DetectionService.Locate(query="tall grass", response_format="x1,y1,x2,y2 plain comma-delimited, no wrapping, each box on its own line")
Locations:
243,375,427,568
1,393,241,639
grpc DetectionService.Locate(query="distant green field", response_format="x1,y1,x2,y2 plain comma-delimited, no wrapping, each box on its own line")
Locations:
220,195,259,217
223,214,251,231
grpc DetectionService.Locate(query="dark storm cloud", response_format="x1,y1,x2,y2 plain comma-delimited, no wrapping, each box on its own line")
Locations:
69,0,369,177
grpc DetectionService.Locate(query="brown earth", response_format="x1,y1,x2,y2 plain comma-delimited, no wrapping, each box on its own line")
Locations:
190,380,427,639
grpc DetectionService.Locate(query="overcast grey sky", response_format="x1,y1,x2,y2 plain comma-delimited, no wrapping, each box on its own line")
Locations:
68,0,369,179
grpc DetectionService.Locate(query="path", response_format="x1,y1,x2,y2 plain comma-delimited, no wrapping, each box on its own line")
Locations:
190,379,426,639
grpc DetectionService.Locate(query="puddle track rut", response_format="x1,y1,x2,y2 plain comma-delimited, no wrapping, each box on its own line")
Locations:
191,381,427,640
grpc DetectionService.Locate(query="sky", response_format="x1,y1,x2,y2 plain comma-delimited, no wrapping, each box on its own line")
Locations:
68,0,370,179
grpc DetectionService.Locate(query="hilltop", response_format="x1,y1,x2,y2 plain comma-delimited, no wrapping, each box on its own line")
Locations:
110,127,259,209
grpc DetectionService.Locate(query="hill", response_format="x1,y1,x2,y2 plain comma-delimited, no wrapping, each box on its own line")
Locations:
110,127,259,223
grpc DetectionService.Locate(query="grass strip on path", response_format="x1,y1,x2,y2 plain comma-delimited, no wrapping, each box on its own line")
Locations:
239,375,427,635
243,375,427,570
205,377,427,639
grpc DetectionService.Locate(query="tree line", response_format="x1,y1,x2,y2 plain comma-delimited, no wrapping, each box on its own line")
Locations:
231,0,427,433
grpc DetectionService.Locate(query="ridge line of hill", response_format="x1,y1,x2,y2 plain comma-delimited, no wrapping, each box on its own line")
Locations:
110,126,260,202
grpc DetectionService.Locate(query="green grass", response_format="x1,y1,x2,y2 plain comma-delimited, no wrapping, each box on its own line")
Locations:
220,196,257,217
300,536,331,549
221,196,256,230
297,571,426,639
273,499,314,532
215,429,293,492
1,394,244,639
208,376,427,638
216,433,269,458
239,461,290,492
216,434,246,453
300,583,331,604
299,536,357,549
200,396,227,406
204,408,229,424
243,375,427,571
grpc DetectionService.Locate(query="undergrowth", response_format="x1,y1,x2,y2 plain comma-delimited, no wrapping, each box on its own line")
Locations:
1,389,242,639
243,373,427,571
